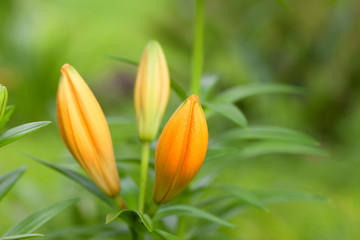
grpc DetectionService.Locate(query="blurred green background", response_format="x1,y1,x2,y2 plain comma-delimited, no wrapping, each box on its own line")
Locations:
1,0,360,239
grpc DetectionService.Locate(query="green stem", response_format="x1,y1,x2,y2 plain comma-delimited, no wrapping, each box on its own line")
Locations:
190,0,205,95
177,193,191,237
115,193,127,210
177,216,186,238
130,227,144,240
138,141,150,213
147,202,159,218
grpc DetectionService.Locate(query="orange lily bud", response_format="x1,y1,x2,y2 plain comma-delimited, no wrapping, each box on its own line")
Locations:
153,95,208,204
56,64,120,197
134,40,170,142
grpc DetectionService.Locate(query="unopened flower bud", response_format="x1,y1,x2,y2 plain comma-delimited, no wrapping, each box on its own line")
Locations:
56,64,120,197
153,95,208,204
134,40,170,142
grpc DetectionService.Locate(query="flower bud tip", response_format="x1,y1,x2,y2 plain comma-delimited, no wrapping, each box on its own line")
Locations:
61,64,70,74
188,94,199,103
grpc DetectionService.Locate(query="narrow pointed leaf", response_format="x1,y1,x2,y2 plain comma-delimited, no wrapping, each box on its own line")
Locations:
204,142,326,172
0,105,15,131
0,233,44,240
106,55,188,100
220,126,319,146
201,233,233,240
275,0,290,9
207,142,325,164
45,225,127,239
154,229,181,240
118,177,138,209
104,55,138,66
170,80,188,100
0,166,27,201
218,185,268,211
0,121,51,148
204,102,247,127
191,172,218,191
200,74,219,102
3,198,78,237
153,205,236,228
199,143,325,186
106,209,153,232
205,148,242,161
214,84,300,103
255,190,328,204
25,154,114,207
240,142,327,159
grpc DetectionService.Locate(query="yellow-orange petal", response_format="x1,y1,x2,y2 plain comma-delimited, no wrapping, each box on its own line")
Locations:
56,64,120,197
153,95,208,204
134,40,170,142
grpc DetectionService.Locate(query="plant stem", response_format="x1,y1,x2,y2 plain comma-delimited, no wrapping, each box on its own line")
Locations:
147,202,159,218
115,193,127,209
177,193,191,238
190,0,205,95
138,141,150,213
177,216,186,238
130,227,144,240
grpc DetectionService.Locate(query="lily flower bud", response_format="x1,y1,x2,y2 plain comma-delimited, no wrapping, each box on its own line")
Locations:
134,40,170,142
153,95,208,204
0,84,8,122
56,64,120,197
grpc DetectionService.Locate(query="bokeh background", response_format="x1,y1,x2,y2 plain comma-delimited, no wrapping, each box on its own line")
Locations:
1,0,360,239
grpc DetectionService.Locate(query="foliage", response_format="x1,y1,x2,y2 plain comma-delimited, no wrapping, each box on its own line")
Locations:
27,77,327,239
0,89,73,240
2,0,358,239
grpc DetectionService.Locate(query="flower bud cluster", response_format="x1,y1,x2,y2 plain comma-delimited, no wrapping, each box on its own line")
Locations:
56,41,208,205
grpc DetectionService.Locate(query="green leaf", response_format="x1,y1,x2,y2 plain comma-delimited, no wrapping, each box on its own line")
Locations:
240,142,327,159
104,55,138,66
0,84,7,122
200,74,219,102
220,126,319,146
204,102,247,127
3,198,78,237
0,121,51,148
192,149,243,190
153,205,236,228
199,142,325,187
106,55,188,100
0,233,44,240
275,0,290,9
25,154,114,207
204,142,325,172
153,229,180,240
0,166,27,201
119,177,138,210
218,185,268,211
106,209,153,233
45,225,126,239
199,233,233,240
255,190,329,204
0,105,15,131
186,198,240,238
190,171,218,191
170,79,188,101
205,148,242,161
214,84,300,103
207,143,325,165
